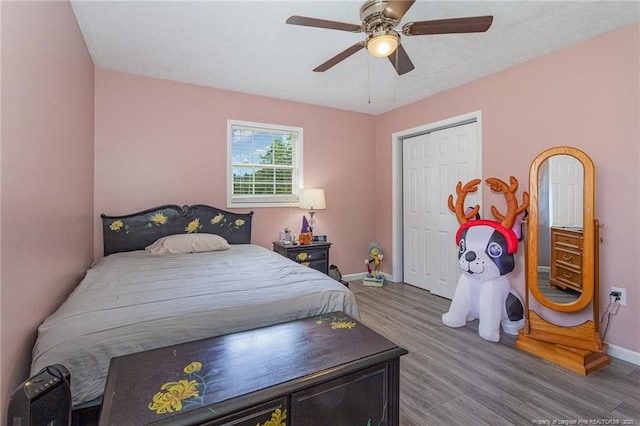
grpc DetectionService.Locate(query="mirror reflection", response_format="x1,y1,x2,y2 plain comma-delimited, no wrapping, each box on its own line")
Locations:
536,155,584,304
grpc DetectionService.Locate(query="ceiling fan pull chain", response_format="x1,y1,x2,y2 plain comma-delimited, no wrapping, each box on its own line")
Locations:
367,53,372,106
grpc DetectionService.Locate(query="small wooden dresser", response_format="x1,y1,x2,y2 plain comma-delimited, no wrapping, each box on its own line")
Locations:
272,241,331,275
99,312,407,425
549,226,584,293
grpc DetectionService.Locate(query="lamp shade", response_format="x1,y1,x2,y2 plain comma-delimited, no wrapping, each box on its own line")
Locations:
366,32,399,58
299,189,326,210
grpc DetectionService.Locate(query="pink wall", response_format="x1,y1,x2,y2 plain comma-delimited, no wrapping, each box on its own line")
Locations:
0,7,637,416
375,24,640,353
94,69,378,274
0,0,95,412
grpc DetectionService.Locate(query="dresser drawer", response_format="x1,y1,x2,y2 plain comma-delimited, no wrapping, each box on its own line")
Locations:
549,226,584,292
552,247,582,269
551,264,582,290
289,248,328,263
290,249,328,275
552,229,583,250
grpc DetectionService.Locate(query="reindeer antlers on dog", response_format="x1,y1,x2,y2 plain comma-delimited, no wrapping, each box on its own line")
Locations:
485,176,529,229
448,179,481,225
448,177,529,229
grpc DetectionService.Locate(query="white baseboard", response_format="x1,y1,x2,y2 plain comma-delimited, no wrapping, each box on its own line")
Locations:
606,343,640,365
342,272,366,281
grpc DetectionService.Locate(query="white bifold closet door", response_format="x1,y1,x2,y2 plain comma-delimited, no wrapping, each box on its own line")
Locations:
402,122,480,299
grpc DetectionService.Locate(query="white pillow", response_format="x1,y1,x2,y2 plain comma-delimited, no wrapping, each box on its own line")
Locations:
145,234,230,254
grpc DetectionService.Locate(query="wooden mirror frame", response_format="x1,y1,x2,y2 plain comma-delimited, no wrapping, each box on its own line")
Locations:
517,146,609,375
527,146,595,312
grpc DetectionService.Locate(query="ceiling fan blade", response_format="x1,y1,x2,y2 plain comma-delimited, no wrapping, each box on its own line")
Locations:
402,16,494,36
388,44,415,75
382,0,416,22
286,15,362,33
313,42,365,72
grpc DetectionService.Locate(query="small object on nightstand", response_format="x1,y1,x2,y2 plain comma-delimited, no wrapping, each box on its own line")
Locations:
279,227,292,244
299,232,312,245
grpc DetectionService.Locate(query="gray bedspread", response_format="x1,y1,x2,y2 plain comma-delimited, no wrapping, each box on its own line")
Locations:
31,244,359,407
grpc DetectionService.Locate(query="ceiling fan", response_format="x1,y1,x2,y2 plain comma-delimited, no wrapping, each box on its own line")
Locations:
286,0,493,75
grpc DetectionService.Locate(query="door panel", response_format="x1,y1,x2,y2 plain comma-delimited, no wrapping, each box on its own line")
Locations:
403,122,480,298
550,155,583,227
403,134,432,289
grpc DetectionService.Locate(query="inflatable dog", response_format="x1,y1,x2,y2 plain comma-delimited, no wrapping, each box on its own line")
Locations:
442,177,528,342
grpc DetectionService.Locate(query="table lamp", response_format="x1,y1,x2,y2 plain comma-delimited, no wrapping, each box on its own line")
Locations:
299,188,326,232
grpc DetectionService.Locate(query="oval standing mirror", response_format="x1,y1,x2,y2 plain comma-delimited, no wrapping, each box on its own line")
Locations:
527,146,595,313
536,155,583,304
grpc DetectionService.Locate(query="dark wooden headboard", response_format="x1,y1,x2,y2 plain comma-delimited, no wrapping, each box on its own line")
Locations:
101,204,254,255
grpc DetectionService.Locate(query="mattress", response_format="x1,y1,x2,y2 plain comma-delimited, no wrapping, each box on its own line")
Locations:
30,244,359,407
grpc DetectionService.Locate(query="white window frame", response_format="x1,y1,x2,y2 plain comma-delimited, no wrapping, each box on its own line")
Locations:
227,119,303,208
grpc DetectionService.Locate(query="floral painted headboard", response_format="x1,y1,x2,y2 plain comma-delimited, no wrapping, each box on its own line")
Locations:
101,204,254,256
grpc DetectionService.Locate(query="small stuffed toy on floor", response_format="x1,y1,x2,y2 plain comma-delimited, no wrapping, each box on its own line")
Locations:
441,177,528,342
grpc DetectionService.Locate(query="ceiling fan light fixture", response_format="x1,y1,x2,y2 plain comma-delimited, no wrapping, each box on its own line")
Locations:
366,31,399,57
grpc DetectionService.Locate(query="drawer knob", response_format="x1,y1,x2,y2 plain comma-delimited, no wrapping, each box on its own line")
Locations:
563,272,573,279
563,255,573,261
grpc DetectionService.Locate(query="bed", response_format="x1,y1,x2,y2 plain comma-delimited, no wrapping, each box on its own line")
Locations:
30,204,359,408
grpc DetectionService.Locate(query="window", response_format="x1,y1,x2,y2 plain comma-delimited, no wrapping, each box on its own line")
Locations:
227,120,303,208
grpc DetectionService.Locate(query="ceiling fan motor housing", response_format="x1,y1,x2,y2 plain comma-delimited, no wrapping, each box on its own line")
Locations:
360,0,400,33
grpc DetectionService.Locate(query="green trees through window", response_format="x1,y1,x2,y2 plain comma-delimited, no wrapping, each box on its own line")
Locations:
233,135,294,195
228,120,302,207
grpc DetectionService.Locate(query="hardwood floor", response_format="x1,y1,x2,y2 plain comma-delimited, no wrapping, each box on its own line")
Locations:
74,281,638,425
349,280,640,426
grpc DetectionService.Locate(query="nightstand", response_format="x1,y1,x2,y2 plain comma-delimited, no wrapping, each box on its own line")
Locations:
272,241,331,275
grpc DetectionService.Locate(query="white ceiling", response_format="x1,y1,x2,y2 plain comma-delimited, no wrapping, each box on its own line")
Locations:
70,1,640,115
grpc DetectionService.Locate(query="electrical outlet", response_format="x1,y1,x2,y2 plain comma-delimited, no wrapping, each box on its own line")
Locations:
611,286,626,306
